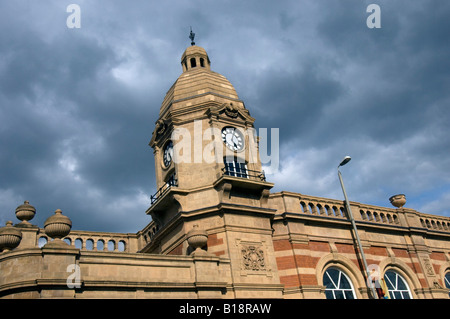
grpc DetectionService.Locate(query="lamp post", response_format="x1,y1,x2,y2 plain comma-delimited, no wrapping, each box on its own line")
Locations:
338,156,377,299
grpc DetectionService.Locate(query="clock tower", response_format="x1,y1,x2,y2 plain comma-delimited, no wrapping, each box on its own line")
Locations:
148,37,272,221
144,34,281,297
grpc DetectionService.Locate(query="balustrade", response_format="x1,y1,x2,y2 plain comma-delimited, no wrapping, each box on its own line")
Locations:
272,192,450,233
37,230,129,252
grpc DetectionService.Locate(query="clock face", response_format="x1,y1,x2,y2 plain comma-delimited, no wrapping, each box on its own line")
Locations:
222,127,244,151
163,141,173,167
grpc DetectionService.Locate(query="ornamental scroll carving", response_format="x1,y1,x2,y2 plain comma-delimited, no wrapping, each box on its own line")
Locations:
423,257,435,276
155,120,167,136
241,245,266,271
224,103,239,118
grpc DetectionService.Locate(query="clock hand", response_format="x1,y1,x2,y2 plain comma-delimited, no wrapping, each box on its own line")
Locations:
232,135,239,148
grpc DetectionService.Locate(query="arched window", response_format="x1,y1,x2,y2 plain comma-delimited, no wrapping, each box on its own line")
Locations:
383,270,412,299
190,57,196,68
323,267,357,299
444,272,450,297
200,57,205,67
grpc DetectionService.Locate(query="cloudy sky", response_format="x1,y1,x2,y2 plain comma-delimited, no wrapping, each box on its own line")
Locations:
1,0,449,233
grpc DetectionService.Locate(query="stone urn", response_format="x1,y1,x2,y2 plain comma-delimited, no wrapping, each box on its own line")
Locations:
389,194,406,208
0,221,22,253
15,200,36,226
43,209,72,247
186,224,208,255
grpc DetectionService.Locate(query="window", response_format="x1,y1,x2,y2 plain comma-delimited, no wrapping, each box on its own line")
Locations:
190,57,196,68
200,58,205,67
224,157,248,178
444,272,450,297
323,267,356,299
384,270,412,299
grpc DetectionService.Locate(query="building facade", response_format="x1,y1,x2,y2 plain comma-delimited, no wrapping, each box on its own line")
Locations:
0,42,449,299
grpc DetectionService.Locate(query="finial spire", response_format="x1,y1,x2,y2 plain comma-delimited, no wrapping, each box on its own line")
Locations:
189,27,195,46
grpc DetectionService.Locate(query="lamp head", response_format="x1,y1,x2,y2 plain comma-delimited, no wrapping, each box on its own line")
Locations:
339,156,351,167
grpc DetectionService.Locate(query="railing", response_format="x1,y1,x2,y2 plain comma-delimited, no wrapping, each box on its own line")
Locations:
150,178,178,204
300,196,401,226
299,199,347,219
359,208,400,225
141,221,160,244
419,215,450,231
270,192,450,233
222,167,266,181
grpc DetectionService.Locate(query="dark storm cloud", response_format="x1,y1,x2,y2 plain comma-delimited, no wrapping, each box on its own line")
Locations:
0,2,153,231
250,60,344,142
245,1,450,214
0,0,449,234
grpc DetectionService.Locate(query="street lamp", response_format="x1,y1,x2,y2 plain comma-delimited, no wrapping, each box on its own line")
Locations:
337,156,377,299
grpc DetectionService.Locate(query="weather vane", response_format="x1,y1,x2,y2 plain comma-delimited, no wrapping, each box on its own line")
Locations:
189,27,195,46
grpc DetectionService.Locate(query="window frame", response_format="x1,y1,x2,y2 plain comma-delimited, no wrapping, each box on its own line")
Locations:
383,269,413,299
224,157,248,179
323,267,357,299
444,272,450,297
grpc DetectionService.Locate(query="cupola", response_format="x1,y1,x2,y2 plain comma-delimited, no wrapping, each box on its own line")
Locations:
180,29,211,72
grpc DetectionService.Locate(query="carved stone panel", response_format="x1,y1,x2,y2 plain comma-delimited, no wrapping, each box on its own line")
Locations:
236,239,272,277
422,257,435,276
241,245,266,271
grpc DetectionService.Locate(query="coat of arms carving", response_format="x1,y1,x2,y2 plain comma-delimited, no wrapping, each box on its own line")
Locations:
241,245,266,271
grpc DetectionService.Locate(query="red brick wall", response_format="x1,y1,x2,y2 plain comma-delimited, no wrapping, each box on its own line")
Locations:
273,240,329,288
168,243,183,255
207,233,225,256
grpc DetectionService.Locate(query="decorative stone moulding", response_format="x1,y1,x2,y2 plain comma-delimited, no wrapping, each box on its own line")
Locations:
43,209,72,247
0,221,22,253
389,194,406,208
186,224,208,255
15,200,36,226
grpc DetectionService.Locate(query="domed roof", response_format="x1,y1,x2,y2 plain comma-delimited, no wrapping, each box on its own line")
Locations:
159,45,241,116
180,45,209,64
